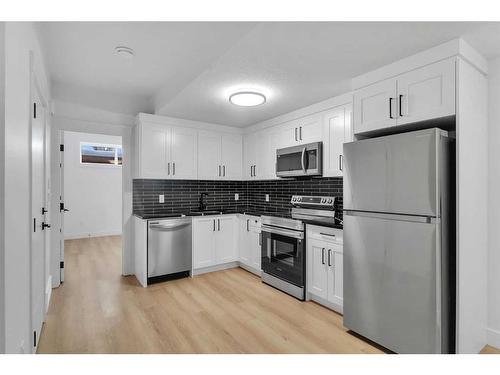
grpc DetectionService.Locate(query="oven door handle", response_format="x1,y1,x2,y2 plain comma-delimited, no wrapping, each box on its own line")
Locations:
301,147,306,174
262,225,304,239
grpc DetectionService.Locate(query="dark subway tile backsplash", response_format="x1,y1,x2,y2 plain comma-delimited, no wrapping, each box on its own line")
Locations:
133,177,343,217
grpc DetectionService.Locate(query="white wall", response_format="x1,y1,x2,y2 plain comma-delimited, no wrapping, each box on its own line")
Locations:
0,21,6,354
488,56,500,349
50,100,134,288
3,22,51,353
63,131,122,239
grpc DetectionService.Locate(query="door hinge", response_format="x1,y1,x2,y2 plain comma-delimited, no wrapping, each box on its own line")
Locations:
60,202,65,212
60,144,64,152
33,331,37,347
60,261,64,269
33,103,37,119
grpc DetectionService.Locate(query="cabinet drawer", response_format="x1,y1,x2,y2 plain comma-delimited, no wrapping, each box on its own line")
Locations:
306,224,343,244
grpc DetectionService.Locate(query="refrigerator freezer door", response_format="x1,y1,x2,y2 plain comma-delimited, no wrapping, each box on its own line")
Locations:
343,212,444,353
344,128,445,217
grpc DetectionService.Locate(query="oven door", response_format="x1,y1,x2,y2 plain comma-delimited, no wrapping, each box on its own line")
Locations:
261,225,305,287
276,142,322,177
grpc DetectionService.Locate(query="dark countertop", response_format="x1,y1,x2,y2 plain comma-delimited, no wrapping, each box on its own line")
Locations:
133,209,342,229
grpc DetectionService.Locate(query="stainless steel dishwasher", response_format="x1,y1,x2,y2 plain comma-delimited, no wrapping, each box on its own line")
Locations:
147,217,192,281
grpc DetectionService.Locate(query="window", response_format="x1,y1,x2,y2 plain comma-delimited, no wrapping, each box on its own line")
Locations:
80,142,123,166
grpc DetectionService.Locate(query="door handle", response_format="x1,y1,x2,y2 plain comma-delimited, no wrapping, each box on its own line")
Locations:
167,162,170,175
301,147,306,174
389,97,394,119
399,94,404,117
339,155,343,171
299,126,302,141
295,127,298,141
173,162,175,175
328,249,332,267
321,248,325,265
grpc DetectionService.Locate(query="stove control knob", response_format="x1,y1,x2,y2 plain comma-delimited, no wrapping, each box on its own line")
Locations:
327,198,333,204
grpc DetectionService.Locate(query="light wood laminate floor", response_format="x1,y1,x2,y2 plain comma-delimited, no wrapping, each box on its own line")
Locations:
37,236,499,354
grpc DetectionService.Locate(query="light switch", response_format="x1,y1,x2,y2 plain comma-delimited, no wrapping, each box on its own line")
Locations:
234,193,239,201
265,194,270,202
159,194,164,203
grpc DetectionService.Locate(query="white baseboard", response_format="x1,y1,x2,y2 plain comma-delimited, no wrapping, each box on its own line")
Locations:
192,261,239,276
238,262,261,277
45,275,52,315
487,328,500,350
309,294,343,315
64,230,122,240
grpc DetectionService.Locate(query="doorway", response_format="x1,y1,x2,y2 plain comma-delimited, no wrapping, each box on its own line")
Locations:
58,131,123,283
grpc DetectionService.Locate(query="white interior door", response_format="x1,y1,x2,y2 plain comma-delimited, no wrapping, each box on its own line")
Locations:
31,86,46,352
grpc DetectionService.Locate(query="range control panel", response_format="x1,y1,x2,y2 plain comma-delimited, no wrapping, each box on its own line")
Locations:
291,195,335,206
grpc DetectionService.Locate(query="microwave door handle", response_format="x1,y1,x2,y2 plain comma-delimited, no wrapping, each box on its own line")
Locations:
301,147,306,174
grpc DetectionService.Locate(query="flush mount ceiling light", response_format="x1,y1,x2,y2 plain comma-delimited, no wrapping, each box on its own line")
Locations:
115,46,135,59
229,91,266,107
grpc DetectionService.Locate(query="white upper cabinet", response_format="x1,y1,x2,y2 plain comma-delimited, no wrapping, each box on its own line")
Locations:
396,58,455,125
136,121,197,179
353,58,456,135
170,127,198,179
139,122,169,179
220,134,243,180
279,114,322,147
198,131,243,180
244,129,277,180
243,133,257,179
353,77,398,134
198,130,223,180
322,104,352,177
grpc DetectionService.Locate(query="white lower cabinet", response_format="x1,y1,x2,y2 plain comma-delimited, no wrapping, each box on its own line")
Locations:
307,225,343,313
193,215,237,270
238,215,262,275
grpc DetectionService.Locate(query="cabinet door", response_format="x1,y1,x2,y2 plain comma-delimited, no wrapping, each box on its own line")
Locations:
220,134,243,180
250,230,261,271
279,121,300,147
140,123,169,178
297,114,322,144
198,131,221,180
215,216,237,264
193,218,216,269
238,217,251,265
353,78,397,134
307,239,328,300
170,126,198,179
255,130,274,179
243,134,257,178
322,105,352,177
397,58,455,125
327,245,343,308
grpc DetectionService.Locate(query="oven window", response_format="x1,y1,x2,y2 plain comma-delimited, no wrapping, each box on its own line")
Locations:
271,237,297,267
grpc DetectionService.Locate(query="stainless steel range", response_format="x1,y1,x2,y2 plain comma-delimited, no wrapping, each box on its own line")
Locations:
260,195,342,300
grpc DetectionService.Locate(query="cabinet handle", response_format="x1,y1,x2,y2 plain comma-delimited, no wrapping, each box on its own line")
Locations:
218,165,221,176
295,127,298,142
328,249,332,267
213,219,216,231
299,126,302,140
320,232,336,237
259,233,262,246
399,94,404,117
389,97,394,119
173,162,175,175
218,219,221,231
223,165,226,177
246,219,249,231
167,162,170,175
321,248,325,265
339,155,343,171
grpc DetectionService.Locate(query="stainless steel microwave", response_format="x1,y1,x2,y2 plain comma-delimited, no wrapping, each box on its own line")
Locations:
276,142,322,177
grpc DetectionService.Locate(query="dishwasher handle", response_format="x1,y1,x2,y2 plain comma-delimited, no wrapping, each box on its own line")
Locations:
149,221,191,231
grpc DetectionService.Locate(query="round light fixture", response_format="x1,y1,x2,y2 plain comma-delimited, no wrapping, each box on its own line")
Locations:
229,91,266,107
115,46,135,60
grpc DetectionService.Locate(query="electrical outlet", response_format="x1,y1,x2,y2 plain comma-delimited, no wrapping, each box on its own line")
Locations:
159,194,164,203
234,193,239,201
265,194,270,202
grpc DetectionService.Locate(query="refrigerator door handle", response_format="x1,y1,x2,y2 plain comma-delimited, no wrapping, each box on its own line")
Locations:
343,210,440,224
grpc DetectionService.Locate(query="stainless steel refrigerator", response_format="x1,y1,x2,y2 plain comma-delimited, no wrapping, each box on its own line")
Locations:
343,128,455,354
